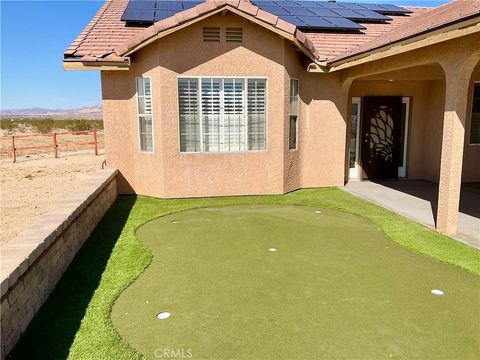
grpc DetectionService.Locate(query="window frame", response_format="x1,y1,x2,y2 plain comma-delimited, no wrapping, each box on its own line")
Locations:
348,97,362,179
398,96,411,178
135,76,155,154
289,78,299,151
469,81,480,146
177,76,268,154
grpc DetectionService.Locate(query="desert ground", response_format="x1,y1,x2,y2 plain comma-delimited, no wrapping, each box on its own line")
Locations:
0,130,105,245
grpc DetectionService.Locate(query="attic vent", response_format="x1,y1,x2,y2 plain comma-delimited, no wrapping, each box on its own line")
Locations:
226,28,243,43
203,27,220,42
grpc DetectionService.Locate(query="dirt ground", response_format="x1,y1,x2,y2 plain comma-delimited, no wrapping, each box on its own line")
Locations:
0,149,106,245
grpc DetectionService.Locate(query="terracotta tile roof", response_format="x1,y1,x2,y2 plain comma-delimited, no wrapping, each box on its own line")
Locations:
64,0,478,65
328,0,480,64
64,0,144,61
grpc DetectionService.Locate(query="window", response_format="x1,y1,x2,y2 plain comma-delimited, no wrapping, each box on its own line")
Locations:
289,79,299,150
136,77,153,152
178,77,266,152
349,97,361,179
349,100,359,169
470,83,480,144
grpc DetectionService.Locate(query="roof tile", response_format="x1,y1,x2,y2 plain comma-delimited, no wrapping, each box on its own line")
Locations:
256,9,278,26
237,1,259,16
65,0,476,66
328,0,480,63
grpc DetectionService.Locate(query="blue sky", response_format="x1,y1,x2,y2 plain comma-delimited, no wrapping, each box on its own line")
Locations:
1,0,449,111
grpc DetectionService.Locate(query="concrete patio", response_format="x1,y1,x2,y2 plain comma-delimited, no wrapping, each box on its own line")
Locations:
344,180,480,248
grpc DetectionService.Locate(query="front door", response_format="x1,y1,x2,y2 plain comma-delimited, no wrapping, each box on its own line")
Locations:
361,96,403,179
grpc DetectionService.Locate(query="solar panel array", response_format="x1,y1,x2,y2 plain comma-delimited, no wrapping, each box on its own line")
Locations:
252,1,412,30
122,0,412,31
121,1,202,24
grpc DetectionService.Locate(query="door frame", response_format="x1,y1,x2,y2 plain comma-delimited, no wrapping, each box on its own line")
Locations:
348,96,411,180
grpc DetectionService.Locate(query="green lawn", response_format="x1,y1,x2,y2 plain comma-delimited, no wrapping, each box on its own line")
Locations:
8,189,480,359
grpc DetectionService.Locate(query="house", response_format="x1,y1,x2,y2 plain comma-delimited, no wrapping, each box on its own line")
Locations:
64,0,480,238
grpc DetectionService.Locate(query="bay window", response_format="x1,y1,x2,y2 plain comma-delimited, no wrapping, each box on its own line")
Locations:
178,77,266,152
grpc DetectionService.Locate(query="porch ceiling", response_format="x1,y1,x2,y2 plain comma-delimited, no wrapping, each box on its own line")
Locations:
356,64,445,81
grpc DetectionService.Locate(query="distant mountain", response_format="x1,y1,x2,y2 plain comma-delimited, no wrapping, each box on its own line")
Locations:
0,106,102,119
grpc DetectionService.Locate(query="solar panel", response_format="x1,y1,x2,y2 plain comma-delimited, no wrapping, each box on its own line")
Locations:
332,8,390,21
327,16,367,29
355,3,412,14
353,9,390,20
122,8,156,23
122,1,203,23
283,6,316,16
154,10,177,20
254,0,279,5
301,16,336,27
261,5,292,15
278,15,307,26
127,1,156,10
319,2,346,9
332,9,366,19
121,0,411,32
371,3,413,13
305,7,341,17
156,2,184,11
182,1,200,10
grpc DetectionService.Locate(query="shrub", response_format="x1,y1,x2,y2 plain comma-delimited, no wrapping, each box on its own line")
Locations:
0,118,104,134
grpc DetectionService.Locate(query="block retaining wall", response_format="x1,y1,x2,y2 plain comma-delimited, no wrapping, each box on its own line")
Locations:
0,169,118,359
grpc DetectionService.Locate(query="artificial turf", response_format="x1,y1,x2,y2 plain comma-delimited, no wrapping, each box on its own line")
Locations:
8,189,480,360
112,205,480,359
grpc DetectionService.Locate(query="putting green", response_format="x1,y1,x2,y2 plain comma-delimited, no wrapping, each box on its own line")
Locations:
112,205,479,359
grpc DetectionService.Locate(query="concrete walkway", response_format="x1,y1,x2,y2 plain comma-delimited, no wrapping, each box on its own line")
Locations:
344,180,480,248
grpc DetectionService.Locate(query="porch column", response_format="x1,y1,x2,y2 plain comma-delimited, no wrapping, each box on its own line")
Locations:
436,68,470,235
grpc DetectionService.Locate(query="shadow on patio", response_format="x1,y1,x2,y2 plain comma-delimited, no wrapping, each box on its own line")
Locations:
344,180,480,248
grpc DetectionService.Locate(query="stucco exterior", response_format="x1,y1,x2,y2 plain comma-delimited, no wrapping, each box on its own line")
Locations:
102,13,349,197
100,12,479,203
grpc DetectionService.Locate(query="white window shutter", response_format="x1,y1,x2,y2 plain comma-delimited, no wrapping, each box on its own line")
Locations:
178,78,200,152
178,77,266,153
247,79,266,151
136,77,153,152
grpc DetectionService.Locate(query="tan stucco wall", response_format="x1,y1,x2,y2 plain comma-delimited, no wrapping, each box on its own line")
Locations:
349,77,445,182
284,45,347,191
103,14,286,197
102,12,347,197
343,35,480,184
463,63,480,182
101,13,479,198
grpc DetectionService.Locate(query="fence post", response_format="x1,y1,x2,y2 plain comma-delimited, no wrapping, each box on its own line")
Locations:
12,135,16,163
53,132,58,158
93,129,98,156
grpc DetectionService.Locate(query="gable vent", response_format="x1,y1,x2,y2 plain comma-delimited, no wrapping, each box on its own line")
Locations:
226,28,243,43
203,27,220,42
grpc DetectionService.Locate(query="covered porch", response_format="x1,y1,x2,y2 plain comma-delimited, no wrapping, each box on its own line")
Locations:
340,31,480,243
344,180,480,248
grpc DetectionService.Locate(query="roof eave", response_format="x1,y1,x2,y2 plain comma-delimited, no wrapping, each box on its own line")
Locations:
63,58,131,71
